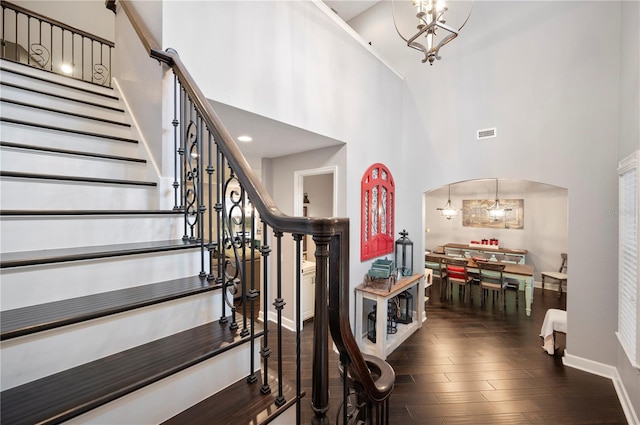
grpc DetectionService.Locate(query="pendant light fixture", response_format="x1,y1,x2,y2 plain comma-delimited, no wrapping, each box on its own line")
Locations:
487,179,512,221
437,185,459,219
392,0,473,65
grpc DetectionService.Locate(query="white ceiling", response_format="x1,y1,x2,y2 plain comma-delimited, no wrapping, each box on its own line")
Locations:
209,100,344,166
323,1,381,21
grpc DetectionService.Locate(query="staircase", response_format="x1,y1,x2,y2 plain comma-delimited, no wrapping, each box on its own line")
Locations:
0,1,398,423
0,59,269,424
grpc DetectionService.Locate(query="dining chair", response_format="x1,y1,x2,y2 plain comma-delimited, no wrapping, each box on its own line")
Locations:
444,257,474,303
425,254,449,300
541,253,568,297
444,247,463,258
501,255,522,307
478,262,507,308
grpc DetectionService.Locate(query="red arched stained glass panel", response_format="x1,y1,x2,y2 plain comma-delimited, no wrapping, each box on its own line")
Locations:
361,163,395,261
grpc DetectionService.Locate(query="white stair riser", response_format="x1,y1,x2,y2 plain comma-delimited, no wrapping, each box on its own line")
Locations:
0,121,142,158
1,251,204,310
0,179,159,210
1,215,185,252
0,85,126,123
65,341,260,425
0,291,225,390
0,148,150,183
1,101,133,139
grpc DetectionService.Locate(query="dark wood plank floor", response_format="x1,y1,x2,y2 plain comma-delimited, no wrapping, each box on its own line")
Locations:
283,281,627,424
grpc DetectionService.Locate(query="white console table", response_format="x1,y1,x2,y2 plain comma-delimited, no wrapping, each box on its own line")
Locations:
354,273,424,360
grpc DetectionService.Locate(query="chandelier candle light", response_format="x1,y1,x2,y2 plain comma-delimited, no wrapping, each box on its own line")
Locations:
392,0,473,65
487,179,512,221
437,184,459,219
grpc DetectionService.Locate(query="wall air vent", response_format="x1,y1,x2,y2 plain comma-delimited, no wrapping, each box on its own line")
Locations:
477,128,497,140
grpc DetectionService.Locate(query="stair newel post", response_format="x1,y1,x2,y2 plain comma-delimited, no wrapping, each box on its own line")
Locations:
246,203,258,384
260,220,272,394
273,230,286,406
311,233,332,425
293,232,303,423
171,74,180,211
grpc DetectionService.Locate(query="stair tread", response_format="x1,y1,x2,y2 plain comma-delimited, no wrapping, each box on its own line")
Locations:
0,64,118,99
1,276,221,339
0,81,125,112
163,369,298,425
0,239,201,268
0,317,262,425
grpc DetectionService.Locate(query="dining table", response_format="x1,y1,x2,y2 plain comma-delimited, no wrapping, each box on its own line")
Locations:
428,253,535,316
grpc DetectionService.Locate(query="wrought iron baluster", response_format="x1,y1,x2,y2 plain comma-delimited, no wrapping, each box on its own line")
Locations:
197,114,205,276
26,14,30,66
172,74,180,210
206,132,215,280
246,203,258,383
216,149,226,321
293,232,303,423
273,230,286,407
260,221,272,395
240,193,249,338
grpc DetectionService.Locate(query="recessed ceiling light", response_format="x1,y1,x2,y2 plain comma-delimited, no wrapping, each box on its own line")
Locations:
237,135,253,142
60,63,73,74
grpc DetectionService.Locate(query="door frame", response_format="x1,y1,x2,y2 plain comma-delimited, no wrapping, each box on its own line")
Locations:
293,165,338,328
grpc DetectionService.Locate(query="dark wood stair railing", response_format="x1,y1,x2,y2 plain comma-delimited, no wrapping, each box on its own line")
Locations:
116,1,395,423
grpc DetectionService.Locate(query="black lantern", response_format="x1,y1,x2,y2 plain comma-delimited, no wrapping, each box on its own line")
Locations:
367,305,377,343
386,299,398,335
396,290,414,324
395,229,414,277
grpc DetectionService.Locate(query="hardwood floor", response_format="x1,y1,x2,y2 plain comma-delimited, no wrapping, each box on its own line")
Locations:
287,281,628,424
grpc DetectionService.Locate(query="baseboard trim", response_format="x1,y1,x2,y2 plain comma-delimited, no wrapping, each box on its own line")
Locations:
266,311,296,332
564,351,638,425
612,368,640,425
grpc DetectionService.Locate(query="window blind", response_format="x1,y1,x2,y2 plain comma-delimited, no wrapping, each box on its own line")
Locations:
618,151,639,368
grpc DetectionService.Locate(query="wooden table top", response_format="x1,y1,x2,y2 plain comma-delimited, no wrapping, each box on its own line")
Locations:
444,243,528,255
356,273,423,297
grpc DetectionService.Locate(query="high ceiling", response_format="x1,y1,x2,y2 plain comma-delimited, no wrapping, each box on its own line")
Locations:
323,1,380,21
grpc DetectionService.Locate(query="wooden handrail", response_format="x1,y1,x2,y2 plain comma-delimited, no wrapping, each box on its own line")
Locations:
116,0,393,418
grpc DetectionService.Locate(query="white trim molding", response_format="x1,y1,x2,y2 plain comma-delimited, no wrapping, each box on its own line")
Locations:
564,351,639,425
311,0,404,80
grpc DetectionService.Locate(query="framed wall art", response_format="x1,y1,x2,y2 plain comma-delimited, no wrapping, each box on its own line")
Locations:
462,199,524,229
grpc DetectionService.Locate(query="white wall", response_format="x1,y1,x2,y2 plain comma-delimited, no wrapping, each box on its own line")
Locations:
352,1,621,371
112,1,165,177
162,1,408,326
616,0,640,418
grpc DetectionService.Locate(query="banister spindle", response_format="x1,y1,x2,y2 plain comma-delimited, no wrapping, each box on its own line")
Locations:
260,221,272,395
273,230,286,407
